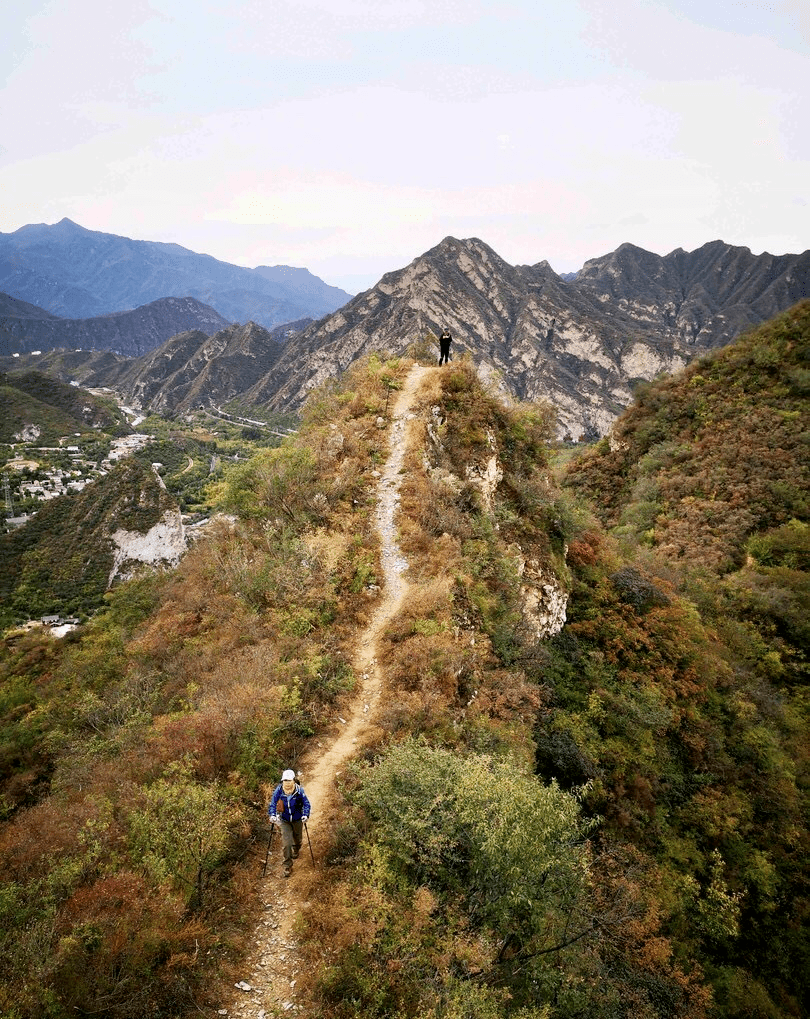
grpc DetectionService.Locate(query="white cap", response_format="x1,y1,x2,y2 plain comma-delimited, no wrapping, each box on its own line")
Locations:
282,769,295,781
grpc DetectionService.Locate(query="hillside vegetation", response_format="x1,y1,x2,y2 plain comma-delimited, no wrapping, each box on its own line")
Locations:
0,309,807,1019
566,300,809,574
0,458,178,627
1,371,131,441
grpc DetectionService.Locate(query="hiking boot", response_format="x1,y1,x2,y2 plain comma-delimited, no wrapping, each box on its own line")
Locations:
292,849,299,859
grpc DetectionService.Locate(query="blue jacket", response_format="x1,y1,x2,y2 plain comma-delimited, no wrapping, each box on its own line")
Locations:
269,782,311,823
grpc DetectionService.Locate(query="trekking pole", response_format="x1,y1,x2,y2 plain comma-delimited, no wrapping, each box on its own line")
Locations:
261,822,275,878
303,820,315,866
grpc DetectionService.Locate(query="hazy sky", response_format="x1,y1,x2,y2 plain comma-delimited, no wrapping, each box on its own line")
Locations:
2,0,807,293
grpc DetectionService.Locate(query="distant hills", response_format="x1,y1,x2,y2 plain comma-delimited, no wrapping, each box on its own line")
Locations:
0,370,132,444
0,319,301,417
0,218,353,327
85,320,293,417
0,292,231,357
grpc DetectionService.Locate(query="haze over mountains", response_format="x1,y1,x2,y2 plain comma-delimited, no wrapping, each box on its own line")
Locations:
0,218,352,327
2,222,808,438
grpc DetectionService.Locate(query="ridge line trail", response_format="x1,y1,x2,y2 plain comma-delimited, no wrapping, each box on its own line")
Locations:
227,364,432,1018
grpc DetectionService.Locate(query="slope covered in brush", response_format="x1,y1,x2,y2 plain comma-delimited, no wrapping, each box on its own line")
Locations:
0,370,131,443
0,354,410,1015
553,303,809,1017
0,345,807,1019
566,300,809,573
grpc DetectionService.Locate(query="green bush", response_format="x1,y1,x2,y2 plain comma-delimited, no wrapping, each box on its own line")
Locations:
355,740,595,975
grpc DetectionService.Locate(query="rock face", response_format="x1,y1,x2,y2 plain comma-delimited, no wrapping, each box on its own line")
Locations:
247,236,810,438
513,551,568,640
0,218,352,328
109,492,187,586
0,293,230,357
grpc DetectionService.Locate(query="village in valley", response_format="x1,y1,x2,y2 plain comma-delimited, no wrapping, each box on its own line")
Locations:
1,381,295,635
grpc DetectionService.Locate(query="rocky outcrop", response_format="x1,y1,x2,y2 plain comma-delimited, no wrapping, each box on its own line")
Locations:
424,398,568,639
109,505,187,585
513,550,568,640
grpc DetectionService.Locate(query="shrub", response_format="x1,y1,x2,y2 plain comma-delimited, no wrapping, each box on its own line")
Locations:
354,740,596,973
127,761,243,909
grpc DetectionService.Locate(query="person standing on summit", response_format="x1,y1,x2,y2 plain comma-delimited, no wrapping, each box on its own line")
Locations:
439,327,452,365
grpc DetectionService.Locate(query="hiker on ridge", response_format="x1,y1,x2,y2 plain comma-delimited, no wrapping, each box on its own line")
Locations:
269,769,311,878
439,328,452,365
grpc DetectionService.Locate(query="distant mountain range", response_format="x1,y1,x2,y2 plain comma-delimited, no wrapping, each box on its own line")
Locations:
3,233,808,438
0,218,352,327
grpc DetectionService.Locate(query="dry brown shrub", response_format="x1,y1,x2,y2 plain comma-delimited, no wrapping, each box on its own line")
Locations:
149,648,285,781
466,666,545,724
201,645,284,718
412,366,446,408
304,527,355,574
396,577,454,623
48,872,208,1014
304,871,387,952
0,795,102,880
376,688,454,735
567,531,603,566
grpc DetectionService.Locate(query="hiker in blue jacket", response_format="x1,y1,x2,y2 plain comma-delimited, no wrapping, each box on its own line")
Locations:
269,769,311,877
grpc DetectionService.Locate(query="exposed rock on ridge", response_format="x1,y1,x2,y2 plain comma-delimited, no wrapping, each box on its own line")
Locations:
246,237,810,438
423,389,568,639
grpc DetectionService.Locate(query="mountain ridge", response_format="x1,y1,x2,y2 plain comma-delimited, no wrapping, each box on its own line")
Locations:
3,230,808,438
0,218,353,327
0,293,231,357
244,235,810,436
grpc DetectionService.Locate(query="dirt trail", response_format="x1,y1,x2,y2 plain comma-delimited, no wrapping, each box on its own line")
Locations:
225,365,431,1018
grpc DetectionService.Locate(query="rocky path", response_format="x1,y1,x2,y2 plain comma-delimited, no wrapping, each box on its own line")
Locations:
223,365,430,1018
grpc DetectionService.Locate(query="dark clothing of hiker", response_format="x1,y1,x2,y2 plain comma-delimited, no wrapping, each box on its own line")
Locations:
269,771,311,876
439,329,452,365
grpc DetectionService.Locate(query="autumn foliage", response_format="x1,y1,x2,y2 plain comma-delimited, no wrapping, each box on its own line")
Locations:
0,314,808,1019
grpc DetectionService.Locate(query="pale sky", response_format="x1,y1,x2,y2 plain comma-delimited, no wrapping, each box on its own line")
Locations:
2,0,808,293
